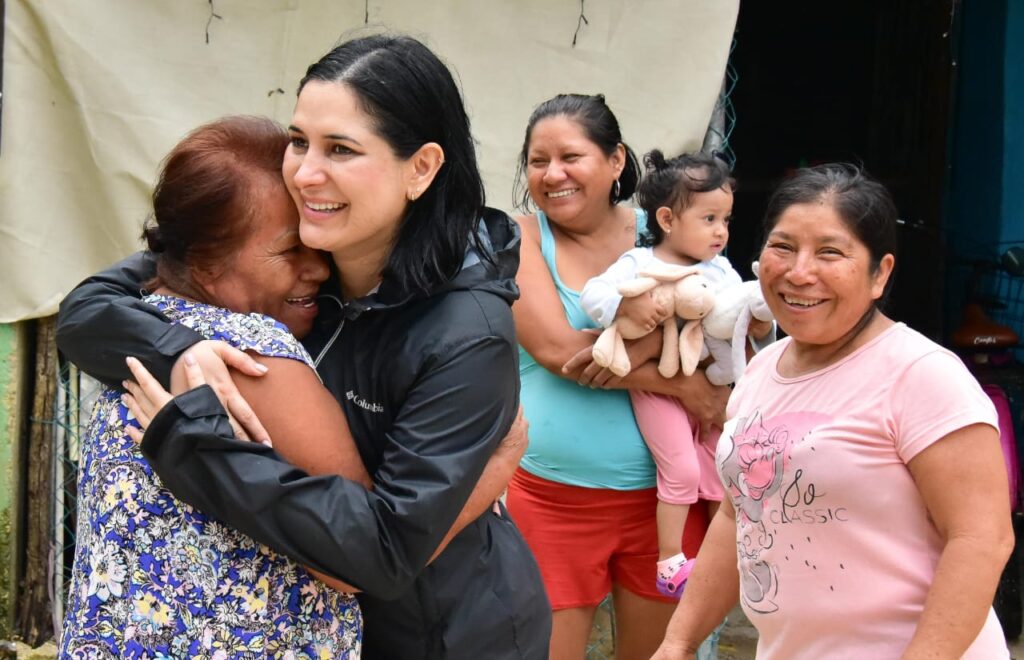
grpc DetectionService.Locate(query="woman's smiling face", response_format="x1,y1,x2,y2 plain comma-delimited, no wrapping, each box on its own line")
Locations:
201,181,329,338
282,81,414,265
524,115,624,226
758,201,894,349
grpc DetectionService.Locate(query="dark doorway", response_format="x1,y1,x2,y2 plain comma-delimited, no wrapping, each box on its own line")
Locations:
726,0,959,339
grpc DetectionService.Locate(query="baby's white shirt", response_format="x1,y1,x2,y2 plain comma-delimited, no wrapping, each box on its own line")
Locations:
580,247,742,328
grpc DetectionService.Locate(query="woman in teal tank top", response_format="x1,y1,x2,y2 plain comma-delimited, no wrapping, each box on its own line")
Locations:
505,94,730,660
516,207,656,489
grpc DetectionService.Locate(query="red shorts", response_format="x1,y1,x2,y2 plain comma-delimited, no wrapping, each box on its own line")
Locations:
506,468,709,610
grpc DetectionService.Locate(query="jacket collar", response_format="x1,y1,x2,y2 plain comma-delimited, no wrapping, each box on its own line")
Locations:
313,207,521,324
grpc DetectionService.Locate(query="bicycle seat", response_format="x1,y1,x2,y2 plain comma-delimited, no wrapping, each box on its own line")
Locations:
952,303,1019,349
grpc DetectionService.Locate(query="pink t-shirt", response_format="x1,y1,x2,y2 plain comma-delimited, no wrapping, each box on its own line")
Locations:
718,323,1007,659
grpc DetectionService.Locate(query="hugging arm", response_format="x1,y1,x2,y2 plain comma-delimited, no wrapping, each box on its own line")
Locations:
141,335,519,599
233,356,526,566
59,255,271,440
56,251,201,387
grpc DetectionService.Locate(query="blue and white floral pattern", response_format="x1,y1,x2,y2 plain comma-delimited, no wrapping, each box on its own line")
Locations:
60,295,361,659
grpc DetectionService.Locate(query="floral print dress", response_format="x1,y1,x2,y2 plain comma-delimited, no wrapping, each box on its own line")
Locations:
60,295,361,659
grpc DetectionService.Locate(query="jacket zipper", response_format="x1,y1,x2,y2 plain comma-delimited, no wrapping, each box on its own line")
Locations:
314,295,346,369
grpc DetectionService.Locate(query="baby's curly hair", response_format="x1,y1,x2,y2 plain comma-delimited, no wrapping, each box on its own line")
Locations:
636,151,734,247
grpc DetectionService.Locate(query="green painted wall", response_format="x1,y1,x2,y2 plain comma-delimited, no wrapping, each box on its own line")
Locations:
0,322,28,639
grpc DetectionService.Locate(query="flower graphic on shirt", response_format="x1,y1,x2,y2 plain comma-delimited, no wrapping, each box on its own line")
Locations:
86,543,127,602
234,576,270,614
720,411,831,524
732,427,788,521
720,410,832,615
103,474,137,508
133,592,174,631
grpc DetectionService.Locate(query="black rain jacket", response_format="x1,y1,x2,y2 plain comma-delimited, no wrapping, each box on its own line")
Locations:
56,208,551,659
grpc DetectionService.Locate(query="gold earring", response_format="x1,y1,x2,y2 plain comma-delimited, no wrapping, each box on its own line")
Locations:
408,190,419,201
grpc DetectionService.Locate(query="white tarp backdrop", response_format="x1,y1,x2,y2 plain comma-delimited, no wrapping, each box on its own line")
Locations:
0,0,738,321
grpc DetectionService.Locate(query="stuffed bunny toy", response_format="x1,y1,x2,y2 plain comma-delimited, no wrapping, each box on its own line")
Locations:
592,263,715,378
697,263,775,386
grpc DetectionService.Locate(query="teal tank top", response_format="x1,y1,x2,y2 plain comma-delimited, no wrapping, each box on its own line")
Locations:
518,209,656,489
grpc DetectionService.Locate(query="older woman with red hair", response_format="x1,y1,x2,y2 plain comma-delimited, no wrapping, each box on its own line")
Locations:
58,115,368,658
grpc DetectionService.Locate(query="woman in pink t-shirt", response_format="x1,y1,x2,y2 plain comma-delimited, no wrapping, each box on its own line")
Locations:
652,164,1014,659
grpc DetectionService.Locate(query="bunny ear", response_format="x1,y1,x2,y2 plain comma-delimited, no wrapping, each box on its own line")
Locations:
731,306,753,383
659,319,681,378
679,320,705,376
637,262,701,282
592,326,618,369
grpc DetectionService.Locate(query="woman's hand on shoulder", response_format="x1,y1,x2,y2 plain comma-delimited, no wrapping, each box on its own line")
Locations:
120,352,268,443
122,355,190,437
173,339,270,392
169,340,271,443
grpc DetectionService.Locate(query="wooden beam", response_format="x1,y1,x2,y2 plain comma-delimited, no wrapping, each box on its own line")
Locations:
0,322,29,640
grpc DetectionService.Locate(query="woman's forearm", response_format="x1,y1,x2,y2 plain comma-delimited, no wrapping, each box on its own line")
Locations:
527,328,603,375
57,251,201,386
556,330,728,427
657,506,741,657
902,533,1013,658
554,328,706,399
614,361,688,396
429,413,527,562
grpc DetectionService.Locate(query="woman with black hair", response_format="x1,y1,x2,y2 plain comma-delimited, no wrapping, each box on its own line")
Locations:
57,34,550,659
506,93,730,659
652,165,1011,659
